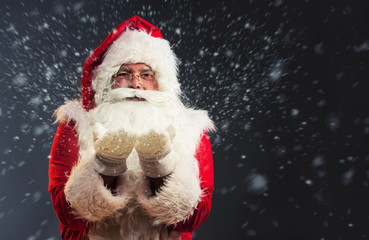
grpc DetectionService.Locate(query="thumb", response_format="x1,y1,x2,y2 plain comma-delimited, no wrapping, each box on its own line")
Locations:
92,123,107,141
165,125,176,141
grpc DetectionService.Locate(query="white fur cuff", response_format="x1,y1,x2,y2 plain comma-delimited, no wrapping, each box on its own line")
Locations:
94,155,127,176
136,154,202,225
64,148,132,222
139,151,176,178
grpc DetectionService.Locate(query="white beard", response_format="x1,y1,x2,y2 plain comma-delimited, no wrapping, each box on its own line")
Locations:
90,88,185,135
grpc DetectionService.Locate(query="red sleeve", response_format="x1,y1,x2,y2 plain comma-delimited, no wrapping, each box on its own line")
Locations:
174,131,214,233
48,122,88,231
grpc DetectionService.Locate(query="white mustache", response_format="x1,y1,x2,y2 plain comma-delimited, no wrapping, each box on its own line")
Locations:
104,88,178,106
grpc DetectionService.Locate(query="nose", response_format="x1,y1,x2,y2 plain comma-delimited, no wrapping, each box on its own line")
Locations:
130,75,142,89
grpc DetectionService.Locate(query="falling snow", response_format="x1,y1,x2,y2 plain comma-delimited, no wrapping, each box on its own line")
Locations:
0,0,368,239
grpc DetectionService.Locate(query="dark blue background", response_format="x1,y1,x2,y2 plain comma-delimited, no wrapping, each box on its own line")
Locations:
1,0,368,239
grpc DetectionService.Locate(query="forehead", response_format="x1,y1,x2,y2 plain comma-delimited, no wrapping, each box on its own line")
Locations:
119,63,152,71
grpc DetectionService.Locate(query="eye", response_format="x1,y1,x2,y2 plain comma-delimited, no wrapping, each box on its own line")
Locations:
116,72,131,80
141,72,155,80
117,72,130,76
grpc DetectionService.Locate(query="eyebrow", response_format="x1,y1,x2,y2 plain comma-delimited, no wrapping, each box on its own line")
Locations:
140,67,153,72
118,67,130,72
118,67,153,72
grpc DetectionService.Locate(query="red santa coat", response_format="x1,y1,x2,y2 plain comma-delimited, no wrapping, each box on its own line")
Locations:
48,16,215,240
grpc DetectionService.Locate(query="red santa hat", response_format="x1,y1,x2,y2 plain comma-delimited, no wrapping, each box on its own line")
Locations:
81,16,180,110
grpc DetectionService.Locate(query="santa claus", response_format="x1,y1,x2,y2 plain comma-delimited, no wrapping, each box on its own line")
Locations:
49,16,215,240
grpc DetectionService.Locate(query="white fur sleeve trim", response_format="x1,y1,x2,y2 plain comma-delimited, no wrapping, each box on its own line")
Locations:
136,153,203,225
64,147,132,222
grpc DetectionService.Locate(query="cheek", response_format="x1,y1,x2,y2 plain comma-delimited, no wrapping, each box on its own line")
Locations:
144,80,159,91
113,79,129,88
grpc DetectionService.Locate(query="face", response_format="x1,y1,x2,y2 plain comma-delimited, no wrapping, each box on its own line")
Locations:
112,63,159,91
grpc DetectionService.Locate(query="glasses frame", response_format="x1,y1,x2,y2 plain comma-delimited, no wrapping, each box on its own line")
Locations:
111,71,156,83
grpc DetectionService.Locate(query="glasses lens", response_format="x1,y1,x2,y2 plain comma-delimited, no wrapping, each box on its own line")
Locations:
141,73,155,81
116,72,131,81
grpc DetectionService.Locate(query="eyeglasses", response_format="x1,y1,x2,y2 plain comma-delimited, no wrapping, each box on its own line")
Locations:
112,71,156,82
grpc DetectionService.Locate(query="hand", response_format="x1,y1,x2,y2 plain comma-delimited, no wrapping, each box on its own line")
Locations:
93,123,136,176
94,130,136,162
135,131,172,160
135,129,175,178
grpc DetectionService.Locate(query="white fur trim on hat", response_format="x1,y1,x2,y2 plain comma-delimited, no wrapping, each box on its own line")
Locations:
92,30,180,105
